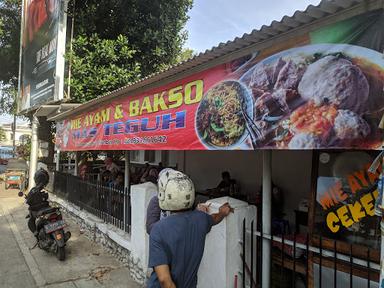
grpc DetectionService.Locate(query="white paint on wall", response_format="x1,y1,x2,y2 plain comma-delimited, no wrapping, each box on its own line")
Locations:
271,150,313,226
197,197,257,288
130,182,157,273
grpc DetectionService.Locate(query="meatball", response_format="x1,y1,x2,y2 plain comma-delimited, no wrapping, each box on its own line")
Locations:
298,56,369,113
288,133,321,149
334,110,370,140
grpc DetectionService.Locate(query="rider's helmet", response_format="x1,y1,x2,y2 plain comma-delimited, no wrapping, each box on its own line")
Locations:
158,168,195,211
34,168,49,188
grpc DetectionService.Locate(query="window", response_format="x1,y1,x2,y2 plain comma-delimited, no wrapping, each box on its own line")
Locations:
313,151,381,249
144,151,156,163
130,150,167,164
130,151,141,163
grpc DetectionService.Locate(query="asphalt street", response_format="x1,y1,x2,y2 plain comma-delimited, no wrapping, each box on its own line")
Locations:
0,182,141,288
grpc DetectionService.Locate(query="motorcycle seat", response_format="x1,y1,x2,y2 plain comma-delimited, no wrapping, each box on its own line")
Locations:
37,207,59,217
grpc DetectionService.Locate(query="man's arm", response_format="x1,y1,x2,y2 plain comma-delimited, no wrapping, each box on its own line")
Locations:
210,203,233,225
154,265,176,288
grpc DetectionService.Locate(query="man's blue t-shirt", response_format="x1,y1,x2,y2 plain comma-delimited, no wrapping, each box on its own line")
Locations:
147,210,214,288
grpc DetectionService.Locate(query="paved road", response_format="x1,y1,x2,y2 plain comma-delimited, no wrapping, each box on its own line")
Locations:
0,182,141,288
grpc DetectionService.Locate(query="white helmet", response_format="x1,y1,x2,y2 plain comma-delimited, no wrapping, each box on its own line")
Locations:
158,169,195,211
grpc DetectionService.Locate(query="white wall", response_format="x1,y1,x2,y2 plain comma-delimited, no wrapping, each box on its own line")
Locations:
271,150,313,226
198,197,257,288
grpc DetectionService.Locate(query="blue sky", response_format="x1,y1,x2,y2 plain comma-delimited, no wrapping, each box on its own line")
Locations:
185,0,321,52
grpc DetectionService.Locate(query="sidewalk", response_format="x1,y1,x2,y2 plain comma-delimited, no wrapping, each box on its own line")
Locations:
0,182,142,288
0,202,37,288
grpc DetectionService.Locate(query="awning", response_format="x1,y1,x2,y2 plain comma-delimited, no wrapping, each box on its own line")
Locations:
39,103,81,118
54,0,384,151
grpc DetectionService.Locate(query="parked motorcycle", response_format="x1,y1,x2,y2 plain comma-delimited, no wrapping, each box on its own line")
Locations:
18,191,71,261
20,168,71,260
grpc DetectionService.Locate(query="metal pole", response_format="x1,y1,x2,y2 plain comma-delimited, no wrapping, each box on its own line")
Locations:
74,151,79,176
56,150,60,171
124,151,130,189
183,151,186,172
124,150,130,231
262,150,272,288
28,115,39,190
12,114,16,157
68,154,71,174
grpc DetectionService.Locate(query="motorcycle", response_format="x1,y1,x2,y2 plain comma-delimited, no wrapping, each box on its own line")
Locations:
18,191,71,261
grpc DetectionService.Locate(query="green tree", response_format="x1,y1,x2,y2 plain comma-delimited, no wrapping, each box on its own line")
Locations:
0,0,21,114
16,137,31,160
68,0,193,103
67,34,141,103
0,0,20,87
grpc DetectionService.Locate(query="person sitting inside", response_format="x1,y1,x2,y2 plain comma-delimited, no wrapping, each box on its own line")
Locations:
215,171,238,196
104,157,120,175
111,171,125,189
141,166,159,183
101,170,112,186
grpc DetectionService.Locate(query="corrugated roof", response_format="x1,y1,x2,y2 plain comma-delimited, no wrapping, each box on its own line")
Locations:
49,0,383,121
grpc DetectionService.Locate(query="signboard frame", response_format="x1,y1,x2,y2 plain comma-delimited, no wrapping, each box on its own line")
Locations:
17,0,68,114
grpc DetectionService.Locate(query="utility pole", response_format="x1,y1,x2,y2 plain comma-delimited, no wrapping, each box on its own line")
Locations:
28,115,39,190
12,113,16,157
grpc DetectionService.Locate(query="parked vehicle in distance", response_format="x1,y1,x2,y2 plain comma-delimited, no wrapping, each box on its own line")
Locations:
5,159,28,190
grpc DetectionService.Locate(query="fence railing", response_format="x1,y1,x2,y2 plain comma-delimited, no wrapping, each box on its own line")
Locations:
52,171,131,233
241,218,380,288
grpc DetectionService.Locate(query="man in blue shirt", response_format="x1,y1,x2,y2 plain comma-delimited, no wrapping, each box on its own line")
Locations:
147,169,232,288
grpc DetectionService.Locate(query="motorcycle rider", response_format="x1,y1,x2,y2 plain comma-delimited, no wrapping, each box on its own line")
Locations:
26,168,50,236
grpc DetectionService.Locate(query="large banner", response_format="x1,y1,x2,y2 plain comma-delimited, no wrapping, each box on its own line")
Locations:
18,0,64,112
56,11,384,151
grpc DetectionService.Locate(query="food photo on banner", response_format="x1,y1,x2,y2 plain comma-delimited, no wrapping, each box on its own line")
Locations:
55,10,384,151
19,0,60,112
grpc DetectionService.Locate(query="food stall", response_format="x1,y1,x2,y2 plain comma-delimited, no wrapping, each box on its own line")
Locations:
51,0,384,286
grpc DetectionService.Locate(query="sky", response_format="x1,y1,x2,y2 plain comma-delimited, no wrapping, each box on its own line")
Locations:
185,0,322,52
0,114,26,124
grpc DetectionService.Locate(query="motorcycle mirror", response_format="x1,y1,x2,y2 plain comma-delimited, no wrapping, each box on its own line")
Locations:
18,191,24,197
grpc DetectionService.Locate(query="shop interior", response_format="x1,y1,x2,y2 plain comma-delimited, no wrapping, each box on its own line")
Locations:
58,148,381,286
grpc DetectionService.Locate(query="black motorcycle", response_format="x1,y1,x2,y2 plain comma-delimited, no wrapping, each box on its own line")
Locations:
19,191,71,261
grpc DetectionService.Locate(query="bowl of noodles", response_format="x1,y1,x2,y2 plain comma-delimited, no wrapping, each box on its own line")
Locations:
196,80,253,149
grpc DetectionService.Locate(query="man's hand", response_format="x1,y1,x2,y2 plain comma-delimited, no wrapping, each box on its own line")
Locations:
154,265,176,288
211,202,233,225
219,203,233,216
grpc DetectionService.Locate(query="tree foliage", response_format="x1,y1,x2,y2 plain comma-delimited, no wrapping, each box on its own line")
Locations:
0,0,20,87
68,34,141,103
0,0,21,114
68,0,193,103
16,136,31,160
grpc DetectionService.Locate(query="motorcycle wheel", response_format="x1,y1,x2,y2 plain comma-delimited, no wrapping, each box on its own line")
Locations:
56,246,66,261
